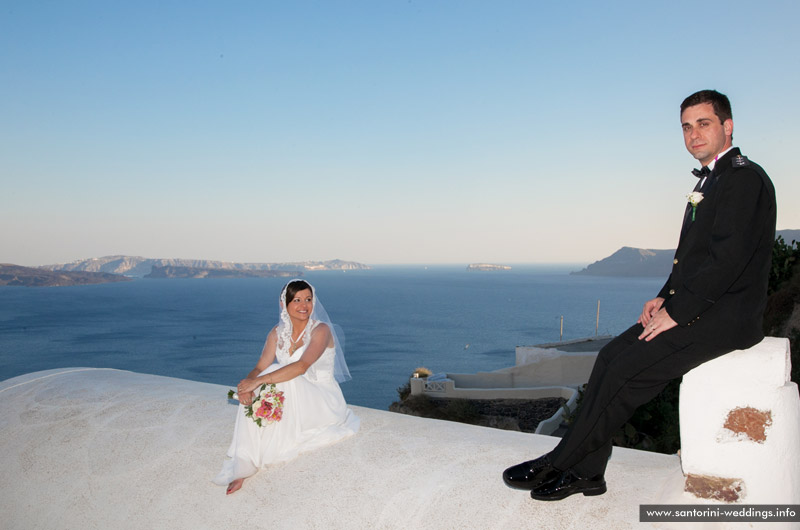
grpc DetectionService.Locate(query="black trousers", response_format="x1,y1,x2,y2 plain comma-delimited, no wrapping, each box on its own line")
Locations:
549,323,734,477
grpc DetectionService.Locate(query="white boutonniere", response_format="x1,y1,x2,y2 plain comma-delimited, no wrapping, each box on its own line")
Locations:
687,191,703,221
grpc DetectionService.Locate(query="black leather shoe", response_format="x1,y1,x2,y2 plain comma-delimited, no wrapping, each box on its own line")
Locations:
502,454,561,490
529,469,606,501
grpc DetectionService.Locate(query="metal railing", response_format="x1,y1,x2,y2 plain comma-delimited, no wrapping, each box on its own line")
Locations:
424,380,448,392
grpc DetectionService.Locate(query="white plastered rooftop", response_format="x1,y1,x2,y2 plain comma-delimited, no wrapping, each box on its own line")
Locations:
1,368,712,529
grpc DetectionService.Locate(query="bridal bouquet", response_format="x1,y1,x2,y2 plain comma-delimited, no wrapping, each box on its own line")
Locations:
227,383,285,426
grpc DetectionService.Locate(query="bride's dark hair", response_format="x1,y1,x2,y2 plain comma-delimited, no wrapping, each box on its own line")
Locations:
284,280,313,303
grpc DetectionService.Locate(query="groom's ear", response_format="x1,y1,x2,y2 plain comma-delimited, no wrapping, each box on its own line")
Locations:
723,118,733,138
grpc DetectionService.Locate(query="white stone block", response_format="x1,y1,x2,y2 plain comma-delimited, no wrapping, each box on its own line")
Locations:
679,337,800,504
682,336,791,388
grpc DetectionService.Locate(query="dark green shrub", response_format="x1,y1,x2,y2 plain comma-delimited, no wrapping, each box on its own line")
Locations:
769,236,800,294
397,382,411,401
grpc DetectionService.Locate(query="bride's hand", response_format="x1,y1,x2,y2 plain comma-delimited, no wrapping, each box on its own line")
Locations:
237,378,257,406
237,378,260,398
239,391,254,406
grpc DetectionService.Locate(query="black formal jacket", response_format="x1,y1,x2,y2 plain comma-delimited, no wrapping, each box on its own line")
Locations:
658,147,776,349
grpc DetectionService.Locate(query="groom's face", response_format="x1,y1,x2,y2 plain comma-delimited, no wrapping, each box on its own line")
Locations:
681,102,732,166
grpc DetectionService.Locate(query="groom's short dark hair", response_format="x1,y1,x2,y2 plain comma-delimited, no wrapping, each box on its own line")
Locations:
681,89,732,124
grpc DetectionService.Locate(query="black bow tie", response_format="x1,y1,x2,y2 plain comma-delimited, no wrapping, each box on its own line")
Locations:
691,166,710,178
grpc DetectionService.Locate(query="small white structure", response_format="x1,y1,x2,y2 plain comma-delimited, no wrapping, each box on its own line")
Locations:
679,336,800,505
408,339,606,435
409,374,576,435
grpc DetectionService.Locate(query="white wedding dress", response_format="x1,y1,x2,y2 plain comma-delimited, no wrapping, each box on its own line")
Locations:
213,330,360,486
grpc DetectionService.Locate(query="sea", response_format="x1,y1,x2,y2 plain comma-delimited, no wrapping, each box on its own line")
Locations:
0,265,663,409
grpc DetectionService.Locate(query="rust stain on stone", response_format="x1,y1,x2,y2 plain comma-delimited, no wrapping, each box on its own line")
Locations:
685,474,744,502
723,407,773,443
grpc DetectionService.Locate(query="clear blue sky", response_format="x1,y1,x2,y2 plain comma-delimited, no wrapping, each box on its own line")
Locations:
2,1,798,266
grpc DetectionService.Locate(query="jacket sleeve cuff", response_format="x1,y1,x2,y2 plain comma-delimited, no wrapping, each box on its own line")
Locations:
663,289,714,326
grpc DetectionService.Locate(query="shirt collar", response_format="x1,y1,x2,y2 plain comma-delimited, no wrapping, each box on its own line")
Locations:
707,146,734,171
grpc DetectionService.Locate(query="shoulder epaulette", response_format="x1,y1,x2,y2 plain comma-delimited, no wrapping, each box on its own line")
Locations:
732,154,750,167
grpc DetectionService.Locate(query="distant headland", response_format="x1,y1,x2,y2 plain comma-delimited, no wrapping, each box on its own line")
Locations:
572,229,800,277
467,263,511,271
0,264,133,287
571,247,674,277
145,265,300,279
2,256,370,287
40,255,370,277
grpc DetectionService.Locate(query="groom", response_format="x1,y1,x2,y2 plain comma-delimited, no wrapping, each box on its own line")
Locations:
503,90,776,501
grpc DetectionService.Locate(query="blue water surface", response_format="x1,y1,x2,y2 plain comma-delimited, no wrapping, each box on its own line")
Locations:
0,266,663,409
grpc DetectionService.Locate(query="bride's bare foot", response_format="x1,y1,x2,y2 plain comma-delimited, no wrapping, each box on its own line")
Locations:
226,478,244,495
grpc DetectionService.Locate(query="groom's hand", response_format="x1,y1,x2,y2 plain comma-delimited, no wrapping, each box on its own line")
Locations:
638,307,677,341
637,297,665,327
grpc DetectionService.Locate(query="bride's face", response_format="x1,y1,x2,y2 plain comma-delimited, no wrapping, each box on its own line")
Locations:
286,289,313,323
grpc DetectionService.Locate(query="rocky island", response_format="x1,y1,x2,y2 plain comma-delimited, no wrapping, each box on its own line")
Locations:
0,264,131,287
467,263,511,271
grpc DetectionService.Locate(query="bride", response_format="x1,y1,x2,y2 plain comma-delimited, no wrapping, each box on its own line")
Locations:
213,279,360,494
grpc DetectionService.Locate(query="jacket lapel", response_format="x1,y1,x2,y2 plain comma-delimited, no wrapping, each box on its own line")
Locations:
678,148,740,242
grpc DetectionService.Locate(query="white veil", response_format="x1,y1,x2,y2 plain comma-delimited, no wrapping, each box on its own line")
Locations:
276,279,351,383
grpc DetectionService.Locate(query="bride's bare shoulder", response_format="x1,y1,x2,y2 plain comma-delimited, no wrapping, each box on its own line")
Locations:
312,322,330,335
